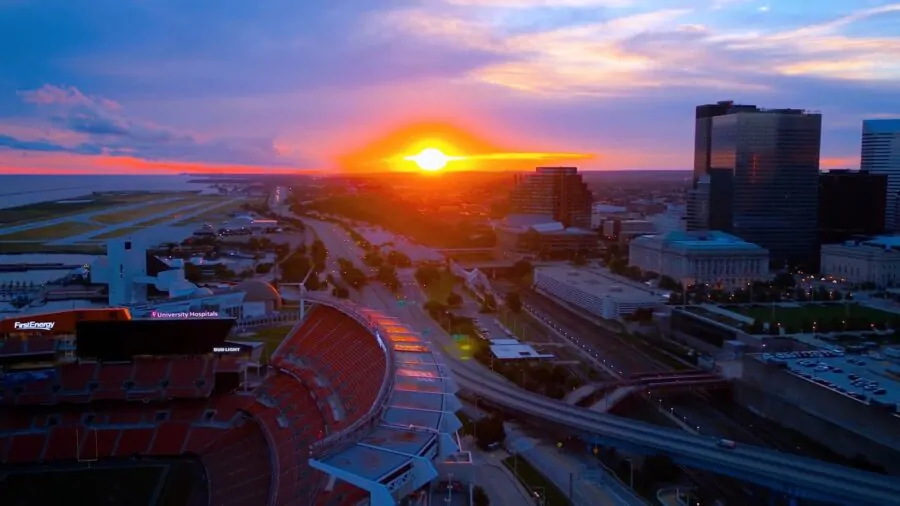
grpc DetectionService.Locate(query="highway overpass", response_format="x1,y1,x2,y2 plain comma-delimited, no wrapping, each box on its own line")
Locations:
449,370,900,506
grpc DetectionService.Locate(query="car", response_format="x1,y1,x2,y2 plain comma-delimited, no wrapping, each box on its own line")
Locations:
717,439,737,449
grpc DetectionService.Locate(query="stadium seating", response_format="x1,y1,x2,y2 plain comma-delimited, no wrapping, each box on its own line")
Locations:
201,420,272,506
283,306,388,430
248,371,328,506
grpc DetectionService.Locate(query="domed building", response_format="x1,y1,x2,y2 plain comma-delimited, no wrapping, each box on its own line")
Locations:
234,279,282,317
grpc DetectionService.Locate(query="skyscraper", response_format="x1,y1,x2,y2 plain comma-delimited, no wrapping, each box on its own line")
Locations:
509,167,593,228
819,170,886,245
861,119,900,231
687,101,757,231
709,106,822,268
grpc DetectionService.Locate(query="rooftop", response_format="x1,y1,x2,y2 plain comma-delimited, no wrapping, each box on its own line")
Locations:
632,231,765,251
535,266,667,302
489,343,554,360
760,352,900,412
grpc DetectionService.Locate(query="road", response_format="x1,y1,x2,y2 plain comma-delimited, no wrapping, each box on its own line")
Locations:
303,223,900,506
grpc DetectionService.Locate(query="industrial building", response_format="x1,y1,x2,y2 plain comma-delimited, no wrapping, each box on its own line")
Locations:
508,167,593,229
533,266,664,319
628,231,769,288
821,235,900,287
494,214,598,260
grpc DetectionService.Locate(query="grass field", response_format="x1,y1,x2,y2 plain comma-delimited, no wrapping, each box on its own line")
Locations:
91,226,145,240
172,198,250,226
502,455,571,506
0,242,105,254
239,324,294,356
0,466,167,506
0,193,183,225
426,271,458,303
0,221,101,241
726,303,896,326
91,199,203,225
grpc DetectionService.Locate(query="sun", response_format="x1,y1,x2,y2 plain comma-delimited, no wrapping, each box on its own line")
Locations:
406,148,451,171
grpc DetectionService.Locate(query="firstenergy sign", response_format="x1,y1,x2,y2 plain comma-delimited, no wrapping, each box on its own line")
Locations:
13,321,56,331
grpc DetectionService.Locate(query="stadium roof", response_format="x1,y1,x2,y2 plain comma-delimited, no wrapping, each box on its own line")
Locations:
490,343,554,360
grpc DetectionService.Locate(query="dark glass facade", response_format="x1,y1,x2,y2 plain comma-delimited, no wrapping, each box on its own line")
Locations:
819,170,887,245
710,109,822,268
688,101,756,231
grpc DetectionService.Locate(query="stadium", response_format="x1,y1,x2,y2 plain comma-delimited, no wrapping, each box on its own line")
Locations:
0,294,462,506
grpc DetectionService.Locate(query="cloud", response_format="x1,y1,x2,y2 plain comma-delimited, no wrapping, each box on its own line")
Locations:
5,84,308,168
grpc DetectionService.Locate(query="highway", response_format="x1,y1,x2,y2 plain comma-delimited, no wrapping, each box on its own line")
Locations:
305,220,900,506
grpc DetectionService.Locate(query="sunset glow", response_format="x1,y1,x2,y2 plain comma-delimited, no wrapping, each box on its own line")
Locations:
405,148,455,171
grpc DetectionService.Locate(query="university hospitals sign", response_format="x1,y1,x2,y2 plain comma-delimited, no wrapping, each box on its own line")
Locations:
150,311,220,319
13,321,56,331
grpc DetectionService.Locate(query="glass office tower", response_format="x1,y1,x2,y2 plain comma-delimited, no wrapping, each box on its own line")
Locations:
710,108,822,268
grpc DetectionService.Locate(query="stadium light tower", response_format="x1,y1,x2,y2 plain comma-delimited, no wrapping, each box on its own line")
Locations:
299,268,313,320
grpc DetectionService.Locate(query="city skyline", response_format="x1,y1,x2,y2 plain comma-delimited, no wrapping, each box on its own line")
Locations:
1,0,899,174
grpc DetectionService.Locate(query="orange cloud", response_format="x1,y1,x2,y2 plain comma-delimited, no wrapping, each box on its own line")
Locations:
0,150,315,175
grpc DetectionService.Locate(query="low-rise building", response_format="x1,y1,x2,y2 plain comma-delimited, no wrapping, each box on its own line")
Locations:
590,203,628,230
628,231,769,288
602,219,656,242
533,266,664,319
496,214,598,260
820,236,900,287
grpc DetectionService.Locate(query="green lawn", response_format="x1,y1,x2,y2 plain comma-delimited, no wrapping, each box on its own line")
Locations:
91,199,199,225
0,221,102,241
426,271,457,303
171,198,251,225
238,324,295,356
91,226,145,240
0,193,166,225
502,455,571,506
0,242,104,254
726,303,897,327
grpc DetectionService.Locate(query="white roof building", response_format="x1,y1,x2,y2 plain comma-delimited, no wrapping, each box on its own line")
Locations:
533,266,665,319
821,235,900,287
629,231,769,288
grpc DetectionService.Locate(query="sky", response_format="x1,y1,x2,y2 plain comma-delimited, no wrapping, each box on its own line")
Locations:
0,0,899,174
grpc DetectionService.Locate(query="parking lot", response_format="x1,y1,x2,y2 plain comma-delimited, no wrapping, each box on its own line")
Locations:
764,350,899,410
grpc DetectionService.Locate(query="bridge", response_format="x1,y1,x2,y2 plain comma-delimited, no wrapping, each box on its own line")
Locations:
442,354,900,505
567,371,730,406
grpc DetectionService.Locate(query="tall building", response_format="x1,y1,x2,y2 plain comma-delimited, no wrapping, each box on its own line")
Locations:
509,166,593,228
687,101,757,230
861,119,900,231
819,170,886,245
709,106,822,267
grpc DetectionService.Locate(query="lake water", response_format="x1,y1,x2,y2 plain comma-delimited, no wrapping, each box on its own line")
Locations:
0,175,210,209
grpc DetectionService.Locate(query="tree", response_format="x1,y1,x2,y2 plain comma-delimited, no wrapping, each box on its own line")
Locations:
480,293,497,313
387,250,412,268
184,263,203,283
415,265,442,287
510,260,533,280
658,275,681,291
363,251,383,267
255,263,273,274
281,254,312,283
332,286,349,298
504,291,522,313
472,486,490,506
447,292,463,307
304,273,321,291
377,264,400,292
772,272,796,289
474,416,506,450
310,239,327,268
